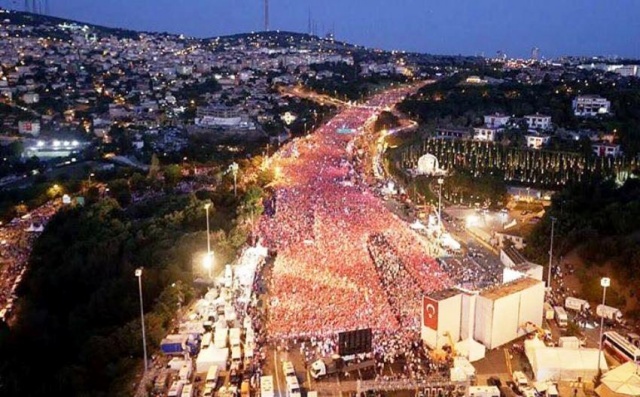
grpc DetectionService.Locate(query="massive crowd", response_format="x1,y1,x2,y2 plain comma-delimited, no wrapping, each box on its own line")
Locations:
258,86,452,346
368,233,424,331
0,201,60,319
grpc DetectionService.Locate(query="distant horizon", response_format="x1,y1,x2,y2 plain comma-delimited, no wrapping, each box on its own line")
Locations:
3,0,640,59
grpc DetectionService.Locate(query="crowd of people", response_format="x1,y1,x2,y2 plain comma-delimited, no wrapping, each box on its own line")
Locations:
438,256,499,291
258,86,452,349
0,201,60,319
368,233,424,331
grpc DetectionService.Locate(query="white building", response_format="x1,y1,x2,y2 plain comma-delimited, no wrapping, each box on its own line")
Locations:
176,65,193,76
18,120,41,136
592,142,622,157
484,113,510,128
526,132,551,149
473,126,501,142
421,289,463,350
525,114,552,130
22,92,39,104
573,95,611,117
474,277,545,349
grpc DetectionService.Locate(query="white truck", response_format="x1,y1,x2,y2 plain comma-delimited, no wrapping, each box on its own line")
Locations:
180,384,193,397
512,371,529,393
310,356,375,379
543,302,555,320
468,386,500,397
565,297,590,312
260,376,274,397
286,376,301,397
597,304,623,323
282,361,296,378
167,380,186,397
553,306,568,328
229,328,242,348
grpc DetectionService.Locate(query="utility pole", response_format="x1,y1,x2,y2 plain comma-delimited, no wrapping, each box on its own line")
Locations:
547,216,557,289
135,268,148,373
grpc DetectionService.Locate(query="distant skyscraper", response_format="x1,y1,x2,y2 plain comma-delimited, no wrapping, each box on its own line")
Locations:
264,0,269,31
531,47,540,61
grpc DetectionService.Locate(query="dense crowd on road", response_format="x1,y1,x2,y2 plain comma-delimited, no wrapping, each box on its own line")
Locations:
0,201,60,318
438,256,498,290
368,233,424,330
259,86,452,343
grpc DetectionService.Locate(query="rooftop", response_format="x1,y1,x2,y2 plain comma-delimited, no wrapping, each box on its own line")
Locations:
502,246,528,265
480,277,542,300
430,288,462,301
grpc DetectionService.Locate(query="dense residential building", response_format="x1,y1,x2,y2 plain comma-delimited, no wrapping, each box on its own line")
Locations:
524,113,552,130
592,142,622,157
573,95,611,117
473,126,500,142
483,113,510,128
435,126,472,140
525,132,551,149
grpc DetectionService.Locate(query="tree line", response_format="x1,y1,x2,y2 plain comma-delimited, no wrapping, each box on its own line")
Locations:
0,169,267,396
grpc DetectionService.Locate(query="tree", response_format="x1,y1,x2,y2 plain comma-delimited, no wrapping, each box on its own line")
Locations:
240,185,264,229
8,140,24,157
108,179,131,207
148,154,161,178
163,164,182,188
130,173,148,192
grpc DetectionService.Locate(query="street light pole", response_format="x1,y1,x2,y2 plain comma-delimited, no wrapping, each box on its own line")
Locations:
135,268,148,373
204,203,211,255
548,216,557,289
437,178,444,229
597,277,610,375
204,203,213,280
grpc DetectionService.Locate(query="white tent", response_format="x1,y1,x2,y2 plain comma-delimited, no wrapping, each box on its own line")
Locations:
525,338,608,382
196,346,229,373
455,338,486,362
596,362,640,397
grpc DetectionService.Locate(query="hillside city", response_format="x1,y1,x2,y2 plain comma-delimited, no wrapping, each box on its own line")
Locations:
1,6,640,397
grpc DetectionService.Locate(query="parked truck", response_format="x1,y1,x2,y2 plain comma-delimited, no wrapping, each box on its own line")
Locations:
597,304,623,323
161,335,188,355
468,386,500,397
543,302,555,320
565,297,590,312
310,356,375,380
553,306,568,328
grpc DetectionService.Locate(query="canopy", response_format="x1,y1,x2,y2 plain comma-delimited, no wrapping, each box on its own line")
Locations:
596,362,640,397
455,338,486,362
525,338,608,382
196,346,229,373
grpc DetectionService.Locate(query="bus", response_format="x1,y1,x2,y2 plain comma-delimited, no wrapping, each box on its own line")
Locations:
603,331,640,363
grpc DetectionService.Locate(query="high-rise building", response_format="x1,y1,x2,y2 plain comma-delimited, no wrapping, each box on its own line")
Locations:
531,47,540,61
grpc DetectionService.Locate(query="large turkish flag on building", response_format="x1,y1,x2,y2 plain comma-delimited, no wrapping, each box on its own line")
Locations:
423,297,439,330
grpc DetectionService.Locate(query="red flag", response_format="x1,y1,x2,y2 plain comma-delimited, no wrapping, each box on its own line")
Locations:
423,297,438,330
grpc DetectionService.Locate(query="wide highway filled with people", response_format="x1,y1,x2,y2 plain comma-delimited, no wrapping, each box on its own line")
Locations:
258,84,452,350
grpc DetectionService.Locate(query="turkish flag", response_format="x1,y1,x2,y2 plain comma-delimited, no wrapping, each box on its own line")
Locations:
423,297,439,330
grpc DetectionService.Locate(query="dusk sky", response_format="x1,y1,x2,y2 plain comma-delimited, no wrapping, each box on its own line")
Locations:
17,0,640,58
